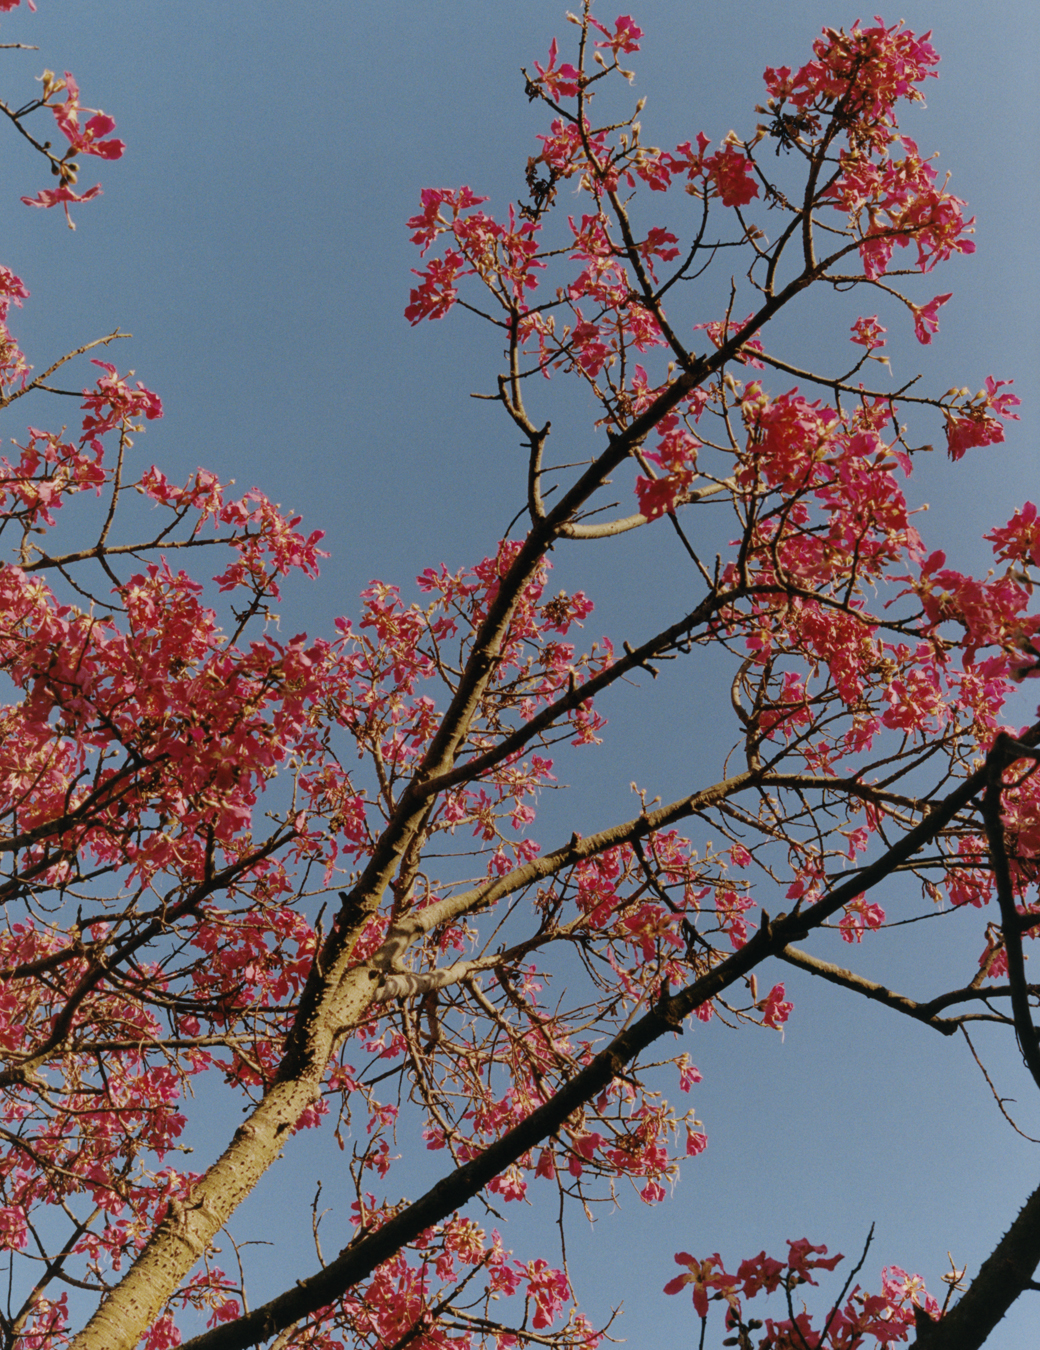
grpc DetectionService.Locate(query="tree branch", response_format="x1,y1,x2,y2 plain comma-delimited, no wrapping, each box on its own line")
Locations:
912,1176,1040,1349
176,727,1040,1350
776,945,961,1035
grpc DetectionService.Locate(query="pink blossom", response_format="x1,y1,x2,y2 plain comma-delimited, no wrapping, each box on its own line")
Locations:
910,292,951,343
525,1259,571,1328
405,250,466,324
945,379,1019,460
839,897,886,943
533,38,581,98
945,413,1004,461
635,470,694,520
859,229,895,280
589,15,644,56
987,501,1040,570
705,146,759,207
20,182,102,229
664,1252,734,1319
850,314,887,348
0,266,28,323
761,983,793,1028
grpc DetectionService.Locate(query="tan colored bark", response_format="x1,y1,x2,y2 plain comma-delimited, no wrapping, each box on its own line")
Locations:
68,962,375,1350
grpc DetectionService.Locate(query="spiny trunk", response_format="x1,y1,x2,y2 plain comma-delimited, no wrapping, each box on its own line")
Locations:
67,964,377,1350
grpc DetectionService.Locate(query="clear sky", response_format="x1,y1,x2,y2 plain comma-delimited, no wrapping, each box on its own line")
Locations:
2,2,1038,1345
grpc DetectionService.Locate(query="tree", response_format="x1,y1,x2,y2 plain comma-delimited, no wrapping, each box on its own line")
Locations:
0,4,1037,1347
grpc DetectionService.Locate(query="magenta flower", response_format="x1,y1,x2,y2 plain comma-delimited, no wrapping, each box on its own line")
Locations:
910,291,952,343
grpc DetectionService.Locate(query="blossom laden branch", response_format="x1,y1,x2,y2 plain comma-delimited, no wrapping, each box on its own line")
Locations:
0,8,1034,1350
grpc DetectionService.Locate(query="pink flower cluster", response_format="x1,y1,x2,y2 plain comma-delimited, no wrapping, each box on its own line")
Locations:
666,1241,940,1346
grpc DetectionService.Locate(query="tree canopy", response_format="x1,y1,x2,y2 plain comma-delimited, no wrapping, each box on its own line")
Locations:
0,5,1037,1348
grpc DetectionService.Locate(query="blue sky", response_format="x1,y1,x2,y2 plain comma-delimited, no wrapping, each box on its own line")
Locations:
2,2,1039,1344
